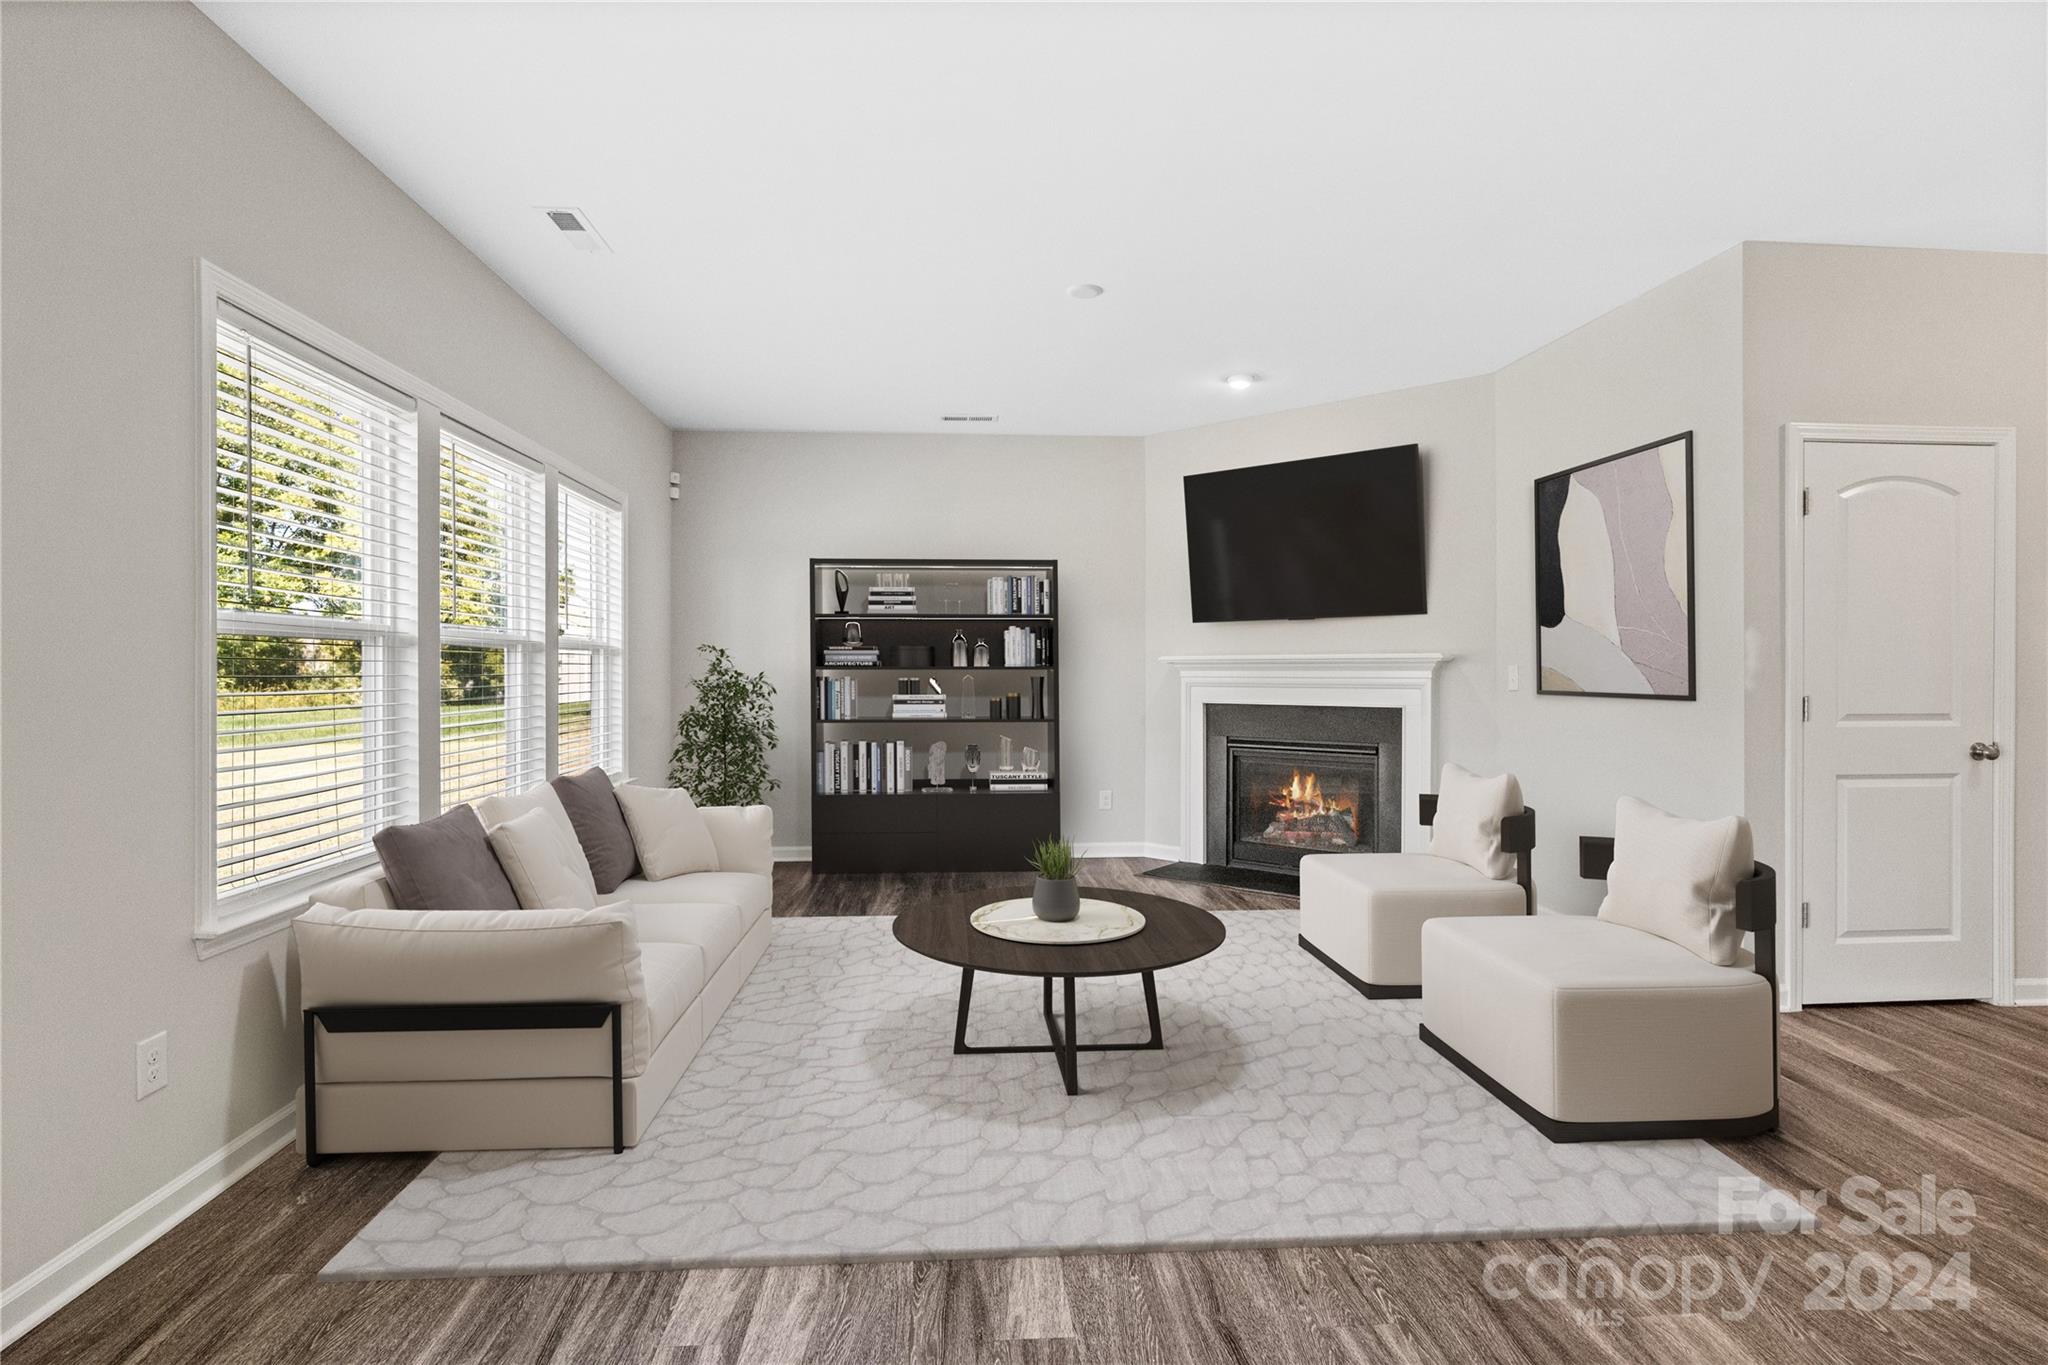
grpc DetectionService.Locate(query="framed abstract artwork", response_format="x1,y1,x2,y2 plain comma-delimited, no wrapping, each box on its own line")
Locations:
1534,432,1695,699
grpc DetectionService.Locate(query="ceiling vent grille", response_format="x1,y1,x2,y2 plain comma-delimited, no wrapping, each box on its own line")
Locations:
540,207,610,254
940,414,998,423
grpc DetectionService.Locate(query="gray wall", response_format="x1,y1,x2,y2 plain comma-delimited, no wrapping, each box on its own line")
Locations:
1140,376,1501,853
1740,242,2048,984
669,431,1148,851
0,2,674,1285
1490,248,1748,913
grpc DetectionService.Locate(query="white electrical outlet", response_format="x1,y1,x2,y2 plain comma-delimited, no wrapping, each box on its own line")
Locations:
136,1031,168,1099
1506,664,1520,692
1098,789,1113,810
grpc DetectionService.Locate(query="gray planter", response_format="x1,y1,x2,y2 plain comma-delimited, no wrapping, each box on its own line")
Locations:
1032,876,1080,922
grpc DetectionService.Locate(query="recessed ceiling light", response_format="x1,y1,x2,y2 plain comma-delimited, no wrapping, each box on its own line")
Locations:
1223,373,1260,390
1066,283,1105,300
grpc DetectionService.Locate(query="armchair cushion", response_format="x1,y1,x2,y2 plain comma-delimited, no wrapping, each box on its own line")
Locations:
371,803,520,910
1597,797,1753,966
1427,763,1525,880
615,783,721,879
552,766,641,894
294,903,655,1074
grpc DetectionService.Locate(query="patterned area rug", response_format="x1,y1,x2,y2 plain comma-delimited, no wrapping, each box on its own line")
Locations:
324,912,1786,1280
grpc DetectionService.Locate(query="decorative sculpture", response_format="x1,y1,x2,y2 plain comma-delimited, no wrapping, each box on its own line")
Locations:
833,569,851,614
926,740,948,789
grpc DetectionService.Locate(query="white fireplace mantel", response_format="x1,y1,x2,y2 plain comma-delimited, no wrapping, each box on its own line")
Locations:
1160,653,1449,861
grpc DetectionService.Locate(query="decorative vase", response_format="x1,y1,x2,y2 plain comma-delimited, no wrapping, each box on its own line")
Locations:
951,630,969,667
1032,876,1080,922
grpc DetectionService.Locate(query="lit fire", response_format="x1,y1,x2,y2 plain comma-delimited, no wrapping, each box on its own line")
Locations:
1260,769,1358,845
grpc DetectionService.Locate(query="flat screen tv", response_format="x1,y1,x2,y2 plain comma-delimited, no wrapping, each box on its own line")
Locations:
1184,444,1425,622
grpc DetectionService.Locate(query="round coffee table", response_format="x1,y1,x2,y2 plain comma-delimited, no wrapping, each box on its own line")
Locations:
893,889,1226,1095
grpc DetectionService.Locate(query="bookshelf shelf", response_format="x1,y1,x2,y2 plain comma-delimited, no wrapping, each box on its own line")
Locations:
810,557,1060,872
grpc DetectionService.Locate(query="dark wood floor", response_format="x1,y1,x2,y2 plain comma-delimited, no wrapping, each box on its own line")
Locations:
11,860,2047,1364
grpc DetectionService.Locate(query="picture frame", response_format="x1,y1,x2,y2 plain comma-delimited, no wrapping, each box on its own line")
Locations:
1533,432,1696,699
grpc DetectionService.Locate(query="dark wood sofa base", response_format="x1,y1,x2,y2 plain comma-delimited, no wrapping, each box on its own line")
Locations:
1418,1022,1779,1143
1298,934,1422,999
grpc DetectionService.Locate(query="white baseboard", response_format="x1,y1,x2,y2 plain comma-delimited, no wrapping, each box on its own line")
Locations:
772,844,812,862
2014,977,2048,1006
1140,843,1183,862
1,1102,297,1348
1072,842,1155,859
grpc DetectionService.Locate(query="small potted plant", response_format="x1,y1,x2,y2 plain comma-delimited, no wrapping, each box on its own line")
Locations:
1028,836,1080,922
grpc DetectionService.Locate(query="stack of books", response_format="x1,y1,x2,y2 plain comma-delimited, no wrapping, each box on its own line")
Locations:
815,677,862,720
818,739,915,795
987,769,1051,793
864,585,919,614
821,644,879,667
986,574,1051,616
1000,625,1046,666
890,677,947,719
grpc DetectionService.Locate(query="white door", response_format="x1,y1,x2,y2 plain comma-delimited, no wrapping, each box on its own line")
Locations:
1797,433,2008,1004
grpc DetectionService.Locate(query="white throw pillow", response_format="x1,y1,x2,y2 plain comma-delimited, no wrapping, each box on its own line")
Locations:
614,783,722,880
1428,763,1524,880
487,806,600,911
1597,797,1754,966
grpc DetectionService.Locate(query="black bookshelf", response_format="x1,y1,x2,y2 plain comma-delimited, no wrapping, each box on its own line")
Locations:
810,558,1060,872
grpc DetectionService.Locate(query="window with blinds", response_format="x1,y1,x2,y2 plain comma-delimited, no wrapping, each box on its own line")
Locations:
439,427,548,808
558,484,626,774
212,307,417,903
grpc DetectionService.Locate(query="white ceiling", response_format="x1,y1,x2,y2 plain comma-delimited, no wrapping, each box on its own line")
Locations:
200,2,2045,437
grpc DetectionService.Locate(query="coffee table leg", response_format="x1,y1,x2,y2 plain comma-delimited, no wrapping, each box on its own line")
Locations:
953,968,975,1054
1142,970,1162,1049
1061,976,1079,1095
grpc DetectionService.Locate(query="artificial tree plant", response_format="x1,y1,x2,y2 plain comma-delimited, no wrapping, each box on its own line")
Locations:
669,644,780,806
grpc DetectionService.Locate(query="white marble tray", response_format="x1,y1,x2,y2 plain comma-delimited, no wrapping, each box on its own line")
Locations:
969,898,1146,945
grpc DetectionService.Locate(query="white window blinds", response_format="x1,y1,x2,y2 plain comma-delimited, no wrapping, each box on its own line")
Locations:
439,426,549,808
212,308,418,900
557,483,626,774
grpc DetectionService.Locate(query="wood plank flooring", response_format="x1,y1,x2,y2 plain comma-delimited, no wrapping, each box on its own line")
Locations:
11,859,2046,1364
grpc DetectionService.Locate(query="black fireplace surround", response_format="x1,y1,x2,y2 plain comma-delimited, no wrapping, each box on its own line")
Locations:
1204,704,1402,874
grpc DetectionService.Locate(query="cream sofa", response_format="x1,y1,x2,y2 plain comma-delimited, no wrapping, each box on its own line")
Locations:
292,802,772,1160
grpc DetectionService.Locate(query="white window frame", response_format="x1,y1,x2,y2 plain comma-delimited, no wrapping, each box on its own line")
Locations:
194,262,630,955
556,479,628,777
438,421,552,809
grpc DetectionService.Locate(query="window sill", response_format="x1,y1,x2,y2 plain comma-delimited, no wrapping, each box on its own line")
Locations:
193,904,300,960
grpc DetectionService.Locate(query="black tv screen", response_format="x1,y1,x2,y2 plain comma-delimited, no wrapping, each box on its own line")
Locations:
1184,445,1425,621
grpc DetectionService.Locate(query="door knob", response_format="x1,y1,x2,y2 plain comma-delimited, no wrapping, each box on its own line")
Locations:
1969,741,2001,761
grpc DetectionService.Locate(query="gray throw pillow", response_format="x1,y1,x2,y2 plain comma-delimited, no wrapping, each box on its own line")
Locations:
551,767,641,894
372,804,521,910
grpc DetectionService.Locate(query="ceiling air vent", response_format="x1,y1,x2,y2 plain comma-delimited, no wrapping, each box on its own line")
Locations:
940,414,998,423
540,207,610,254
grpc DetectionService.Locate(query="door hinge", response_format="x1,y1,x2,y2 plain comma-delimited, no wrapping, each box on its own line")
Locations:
1801,695,1811,721
1801,902,1810,929
1801,487,1811,515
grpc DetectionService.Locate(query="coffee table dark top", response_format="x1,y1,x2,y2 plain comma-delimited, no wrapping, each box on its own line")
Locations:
892,889,1226,979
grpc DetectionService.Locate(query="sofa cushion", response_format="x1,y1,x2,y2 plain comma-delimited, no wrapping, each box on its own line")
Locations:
1421,914,1773,1123
615,783,722,879
631,901,748,974
615,871,772,925
1300,852,1525,986
1427,763,1524,880
1597,797,1754,965
488,805,600,911
552,767,640,894
372,804,520,910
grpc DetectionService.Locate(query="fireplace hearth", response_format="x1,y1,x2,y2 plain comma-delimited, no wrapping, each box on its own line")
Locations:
1225,739,1378,872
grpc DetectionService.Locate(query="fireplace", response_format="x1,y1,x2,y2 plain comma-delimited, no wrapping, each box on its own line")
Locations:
1225,740,1378,872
